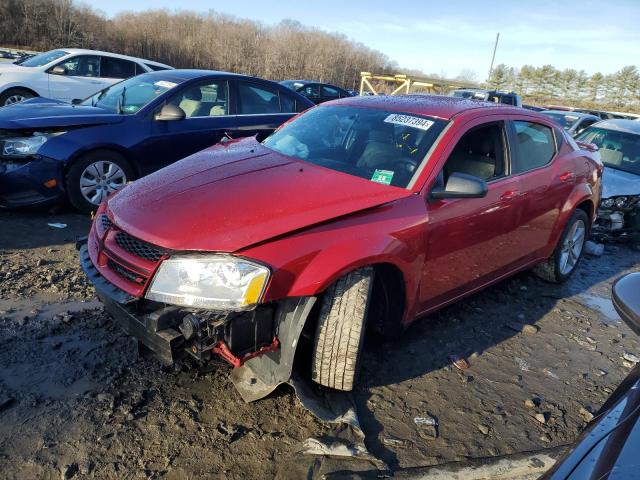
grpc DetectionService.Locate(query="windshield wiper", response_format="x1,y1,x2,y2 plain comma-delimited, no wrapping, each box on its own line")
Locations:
116,87,127,114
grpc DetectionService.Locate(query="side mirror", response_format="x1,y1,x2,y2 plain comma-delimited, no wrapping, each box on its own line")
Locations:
71,98,82,105
50,65,66,75
430,172,488,200
612,273,640,336
154,104,186,121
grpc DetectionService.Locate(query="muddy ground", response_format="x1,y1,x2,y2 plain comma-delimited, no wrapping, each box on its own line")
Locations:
0,208,639,479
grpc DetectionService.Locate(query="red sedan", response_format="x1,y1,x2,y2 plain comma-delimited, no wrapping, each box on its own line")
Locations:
79,95,602,399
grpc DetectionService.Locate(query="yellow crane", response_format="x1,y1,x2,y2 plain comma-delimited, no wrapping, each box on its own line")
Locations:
359,72,477,96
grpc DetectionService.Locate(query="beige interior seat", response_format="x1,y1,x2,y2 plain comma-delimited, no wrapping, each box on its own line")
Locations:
178,88,202,118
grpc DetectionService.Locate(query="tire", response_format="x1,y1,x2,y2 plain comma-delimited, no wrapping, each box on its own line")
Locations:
65,150,134,213
311,267,374,391
534,209,589,283
0,88,36,106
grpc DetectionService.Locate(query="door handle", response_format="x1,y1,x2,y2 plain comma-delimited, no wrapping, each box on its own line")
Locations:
500,190,519,201
559,172,576,183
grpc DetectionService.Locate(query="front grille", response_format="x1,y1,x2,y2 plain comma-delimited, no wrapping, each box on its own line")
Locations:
115,232,164,262
107,259,146,285
100,214,112,230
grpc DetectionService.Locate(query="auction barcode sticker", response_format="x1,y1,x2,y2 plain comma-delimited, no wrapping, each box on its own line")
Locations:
384,114,434,131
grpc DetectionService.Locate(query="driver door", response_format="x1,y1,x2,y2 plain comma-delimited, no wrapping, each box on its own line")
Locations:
418,119,525,313
47,55,105,102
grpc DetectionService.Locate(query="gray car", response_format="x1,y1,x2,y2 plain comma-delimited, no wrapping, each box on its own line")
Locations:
542,110,601,136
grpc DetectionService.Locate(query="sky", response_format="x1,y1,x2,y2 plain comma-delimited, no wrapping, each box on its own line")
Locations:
83,0,639,81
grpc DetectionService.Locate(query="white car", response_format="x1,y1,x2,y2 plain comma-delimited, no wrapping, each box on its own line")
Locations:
0,49,172,106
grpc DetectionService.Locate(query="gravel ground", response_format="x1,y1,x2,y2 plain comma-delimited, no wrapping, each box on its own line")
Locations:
0,208,639,479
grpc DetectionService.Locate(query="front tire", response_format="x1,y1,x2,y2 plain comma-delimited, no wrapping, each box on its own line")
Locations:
0,88,36,106
65,151,134,213
534,209,589,283
311,267,374,391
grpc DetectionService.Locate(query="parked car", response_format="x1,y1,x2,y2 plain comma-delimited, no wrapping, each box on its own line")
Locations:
541,110,600,136
542,272,640,479
523,104,545,112
0,70,314,212
450,88,522,107
575,119,640,243
0,48,172,106
0,50,17,60
280,79,353,104
78,95,602,399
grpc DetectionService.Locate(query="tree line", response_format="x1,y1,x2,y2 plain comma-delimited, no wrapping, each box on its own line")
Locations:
488,63,640,110
0,0,395,89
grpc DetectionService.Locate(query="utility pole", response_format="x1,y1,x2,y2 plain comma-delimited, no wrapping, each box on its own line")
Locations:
487,32,500,82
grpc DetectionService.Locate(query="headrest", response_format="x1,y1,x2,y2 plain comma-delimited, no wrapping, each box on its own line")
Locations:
183,88,202,101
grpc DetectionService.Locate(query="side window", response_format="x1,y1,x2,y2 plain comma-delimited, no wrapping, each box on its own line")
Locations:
54,55,100,77
321,85,340,97
279,91,296,113
238,82,280,114
302,84,320,97
100,57,136,79
442,122,506,182
169,81,228,118
512,121,556,174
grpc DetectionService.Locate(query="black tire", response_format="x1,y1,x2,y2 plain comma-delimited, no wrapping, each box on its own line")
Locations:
65,150,134,213
534,209,589,283
311,267,374,391
0,88,36,106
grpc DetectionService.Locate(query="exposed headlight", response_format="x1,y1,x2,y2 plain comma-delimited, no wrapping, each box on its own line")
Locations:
2,132,65,157
601,198,615,208
145,255,270,311
614,197,628,208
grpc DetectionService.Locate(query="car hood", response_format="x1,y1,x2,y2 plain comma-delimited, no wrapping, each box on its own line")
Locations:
602,166,640,198
0,98,124,130
108,138,412,253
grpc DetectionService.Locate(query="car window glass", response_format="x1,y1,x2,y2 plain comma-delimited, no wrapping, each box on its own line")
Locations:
512,121,556,173
55,55,101,77
279,92,296,113
576,127,640,175
302,84,320,96
168,81,228,118
21,49,68,67
263,105,448,189
145,63,170,71
100,57,136,79
442,122,506,182
238,82,280,114
322,85,340,97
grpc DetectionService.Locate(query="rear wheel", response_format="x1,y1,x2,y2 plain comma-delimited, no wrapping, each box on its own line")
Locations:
66,151,134,213
0,88,36,106
311,267,374,391
534,209,589,283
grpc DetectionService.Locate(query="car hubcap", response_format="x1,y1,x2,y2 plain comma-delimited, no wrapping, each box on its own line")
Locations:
80,161,127,205
559,219,586,275
4,94,26,106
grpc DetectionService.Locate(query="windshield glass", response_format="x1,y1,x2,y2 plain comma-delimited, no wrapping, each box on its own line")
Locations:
576,126,640,175
543,112,580,130
20,49,68,67
82,74,181,114
262,105,447,188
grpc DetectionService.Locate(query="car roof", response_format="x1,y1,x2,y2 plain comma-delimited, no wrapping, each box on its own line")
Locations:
328,94,514,120
61,48,172,68
146,69,291,83
542,110,597,119
594,119,640,135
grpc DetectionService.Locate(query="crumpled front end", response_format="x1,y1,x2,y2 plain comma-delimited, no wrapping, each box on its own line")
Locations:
594,195,640,242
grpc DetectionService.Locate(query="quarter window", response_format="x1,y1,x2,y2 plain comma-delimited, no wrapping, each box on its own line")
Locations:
512,121,556,173
238,82,280,114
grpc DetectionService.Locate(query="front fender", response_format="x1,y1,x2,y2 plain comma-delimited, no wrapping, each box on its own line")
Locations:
0,78,45,97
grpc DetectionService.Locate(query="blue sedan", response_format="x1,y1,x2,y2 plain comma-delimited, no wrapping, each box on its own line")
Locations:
0,70,314,212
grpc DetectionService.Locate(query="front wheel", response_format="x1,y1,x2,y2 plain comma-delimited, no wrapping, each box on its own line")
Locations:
311,267,374,391
0,88,36,106
534,209,589,283
66,151,134,213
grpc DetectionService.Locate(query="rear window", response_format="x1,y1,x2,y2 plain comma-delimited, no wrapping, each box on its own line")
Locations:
238,82,280,114
263,105,447,188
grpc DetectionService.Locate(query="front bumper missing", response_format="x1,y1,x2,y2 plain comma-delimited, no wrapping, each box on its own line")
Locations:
79,240,317,401
594,208,640,242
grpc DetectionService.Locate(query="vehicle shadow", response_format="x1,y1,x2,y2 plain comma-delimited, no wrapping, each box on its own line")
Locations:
352,246,640,470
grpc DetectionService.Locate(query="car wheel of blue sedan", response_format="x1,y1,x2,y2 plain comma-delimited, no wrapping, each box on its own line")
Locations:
66,150,134,213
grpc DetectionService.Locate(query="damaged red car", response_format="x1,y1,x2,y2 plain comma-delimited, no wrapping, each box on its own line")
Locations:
79,95,602,400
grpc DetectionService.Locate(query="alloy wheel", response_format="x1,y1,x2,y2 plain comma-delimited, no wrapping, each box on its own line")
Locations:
4,94,26,106
79,161,127,206
559,219,586,275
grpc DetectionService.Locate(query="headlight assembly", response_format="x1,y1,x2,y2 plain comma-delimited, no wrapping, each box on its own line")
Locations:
601,198,615,209
2,131,65,157
145,255,270,311
614,197,628,208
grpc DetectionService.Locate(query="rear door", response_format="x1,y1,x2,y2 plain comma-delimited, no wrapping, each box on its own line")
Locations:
229,80,299,141
143,79,234,173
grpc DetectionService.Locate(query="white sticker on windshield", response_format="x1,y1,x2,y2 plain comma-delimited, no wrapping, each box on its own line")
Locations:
384,114,434,131
154,81,178,89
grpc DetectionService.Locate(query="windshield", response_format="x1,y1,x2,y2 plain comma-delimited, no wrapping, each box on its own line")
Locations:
543,112,580,130
262,105,447,188
82,74,181,114
576,126,640,175
20,49,68,67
